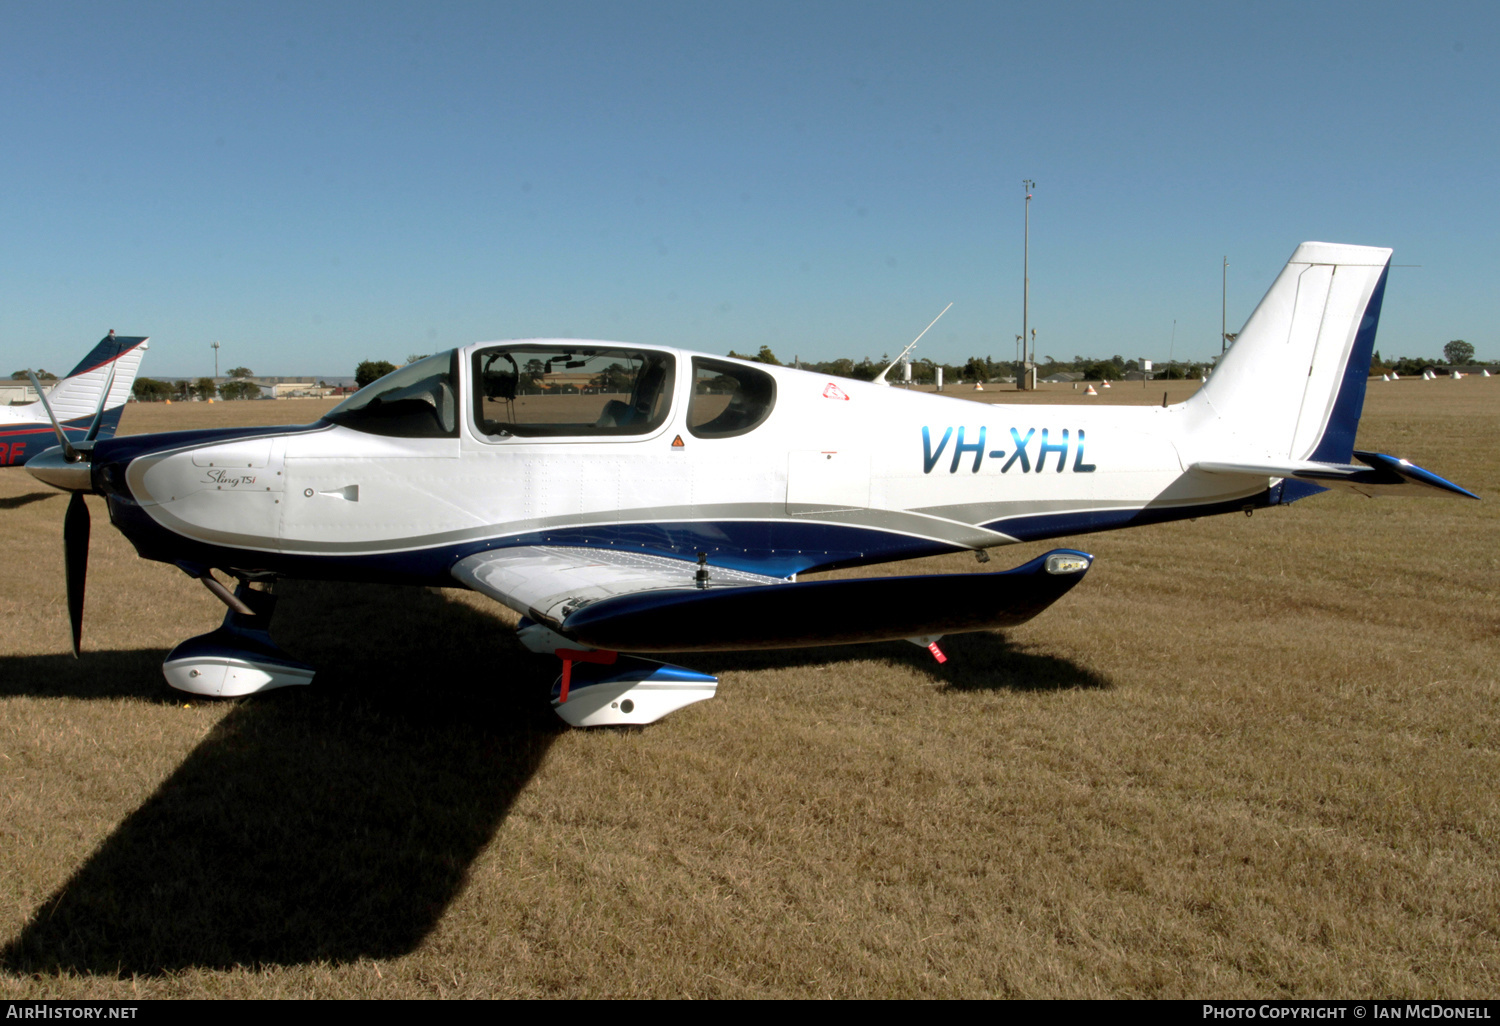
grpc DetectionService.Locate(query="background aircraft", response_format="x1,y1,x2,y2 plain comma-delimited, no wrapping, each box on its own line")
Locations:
1,332,149,467
23,245,1476,726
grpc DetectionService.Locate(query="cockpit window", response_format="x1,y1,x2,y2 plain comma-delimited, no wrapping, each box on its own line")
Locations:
472,345,675,438
687,358,776,438
324,351,459,438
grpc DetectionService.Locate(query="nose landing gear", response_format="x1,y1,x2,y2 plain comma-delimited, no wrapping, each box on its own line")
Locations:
163,575,315,697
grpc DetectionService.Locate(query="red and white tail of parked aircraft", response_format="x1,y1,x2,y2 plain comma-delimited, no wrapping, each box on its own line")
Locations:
1,332,150,467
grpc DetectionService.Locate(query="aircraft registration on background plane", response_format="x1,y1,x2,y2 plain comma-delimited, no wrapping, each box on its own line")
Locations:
2,331,150,466
23,244,1477,726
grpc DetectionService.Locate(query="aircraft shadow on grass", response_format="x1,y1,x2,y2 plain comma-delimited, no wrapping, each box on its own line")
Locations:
0,648,178,702
1,580,1107,975
0,491,60,511
685,630,1114,694
1,580,564,975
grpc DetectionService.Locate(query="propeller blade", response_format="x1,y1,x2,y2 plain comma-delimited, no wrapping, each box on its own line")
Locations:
28,370,78,461
64,492,89,657
83,338,123,443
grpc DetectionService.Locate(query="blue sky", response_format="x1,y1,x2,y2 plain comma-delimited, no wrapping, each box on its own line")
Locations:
2,1,1495,377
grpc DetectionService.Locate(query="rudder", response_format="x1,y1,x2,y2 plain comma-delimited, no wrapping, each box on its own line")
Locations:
1188,243,1391,464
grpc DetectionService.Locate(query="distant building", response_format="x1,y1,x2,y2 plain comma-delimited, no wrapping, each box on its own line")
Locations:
0,381,40,405
267,382,334,399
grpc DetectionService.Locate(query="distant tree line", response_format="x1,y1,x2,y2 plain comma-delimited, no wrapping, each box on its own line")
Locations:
1370,341,1483,377
726,346,1210,384
729,346,1019,385
340,337,1486,398
746,341,1487,385
131,371,262,402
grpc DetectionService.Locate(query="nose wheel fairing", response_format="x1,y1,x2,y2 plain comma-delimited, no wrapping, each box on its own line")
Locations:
163,580,314,697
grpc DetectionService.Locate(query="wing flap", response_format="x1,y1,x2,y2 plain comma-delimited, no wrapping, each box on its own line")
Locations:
451,545,786,625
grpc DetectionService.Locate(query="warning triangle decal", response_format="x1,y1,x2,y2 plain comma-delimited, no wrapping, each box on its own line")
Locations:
671,434,685,448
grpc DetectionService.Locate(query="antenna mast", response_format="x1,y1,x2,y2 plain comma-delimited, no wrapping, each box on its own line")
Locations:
1021,180,1035,389
874,303,953,386
1221,256,1228,356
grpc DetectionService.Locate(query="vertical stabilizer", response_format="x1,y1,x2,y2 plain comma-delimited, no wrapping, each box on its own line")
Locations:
1187,243,1390,464
33,334,151,425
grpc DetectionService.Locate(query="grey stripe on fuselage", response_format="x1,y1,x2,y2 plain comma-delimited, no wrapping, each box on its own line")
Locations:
141,500,1017,557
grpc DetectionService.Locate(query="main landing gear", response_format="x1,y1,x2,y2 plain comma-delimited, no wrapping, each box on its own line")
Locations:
518,619,718,727
163,574,315,697
513,620,956,728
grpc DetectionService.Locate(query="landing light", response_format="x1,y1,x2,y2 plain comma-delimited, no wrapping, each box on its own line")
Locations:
1045,554,1090,575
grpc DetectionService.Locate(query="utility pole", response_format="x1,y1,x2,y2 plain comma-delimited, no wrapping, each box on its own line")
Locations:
1221,257,1228,356
211,340,221,379
1021,180,1035,389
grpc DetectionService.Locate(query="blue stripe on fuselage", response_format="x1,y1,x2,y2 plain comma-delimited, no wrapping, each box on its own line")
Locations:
105,500,964,584
109,486,1278,589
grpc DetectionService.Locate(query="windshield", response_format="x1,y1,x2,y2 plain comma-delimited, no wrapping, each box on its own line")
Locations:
324,351,459,438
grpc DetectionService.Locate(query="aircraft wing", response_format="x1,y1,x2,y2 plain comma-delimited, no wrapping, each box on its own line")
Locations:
452,544,1093,653
451,545,787,626
1192,450,1478,500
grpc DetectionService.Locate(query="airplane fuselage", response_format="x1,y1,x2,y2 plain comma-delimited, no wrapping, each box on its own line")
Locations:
87,343,1270,586
25,246,1478,717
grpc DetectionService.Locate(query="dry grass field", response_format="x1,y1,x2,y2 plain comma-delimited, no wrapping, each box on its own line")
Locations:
0,379,1495,998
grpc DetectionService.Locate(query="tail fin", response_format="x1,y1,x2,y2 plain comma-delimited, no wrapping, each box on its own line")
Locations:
31,332,150,429
1188,243,1391,464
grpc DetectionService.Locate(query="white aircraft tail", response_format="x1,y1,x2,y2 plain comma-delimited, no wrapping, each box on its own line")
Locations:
1186,242,1391,464
17,333,150,428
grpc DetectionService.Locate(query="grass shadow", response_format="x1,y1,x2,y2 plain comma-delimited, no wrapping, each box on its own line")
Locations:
0,491,60,511
0,648,181,702
675,630,1114,693
1,580,564,975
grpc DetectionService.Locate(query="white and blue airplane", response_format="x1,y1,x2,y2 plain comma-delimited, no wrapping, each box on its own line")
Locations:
1,332,150,466
25,244,1476,726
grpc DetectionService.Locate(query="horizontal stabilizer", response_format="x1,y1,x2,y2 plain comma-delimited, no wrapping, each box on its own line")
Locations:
1192,451,1478,500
